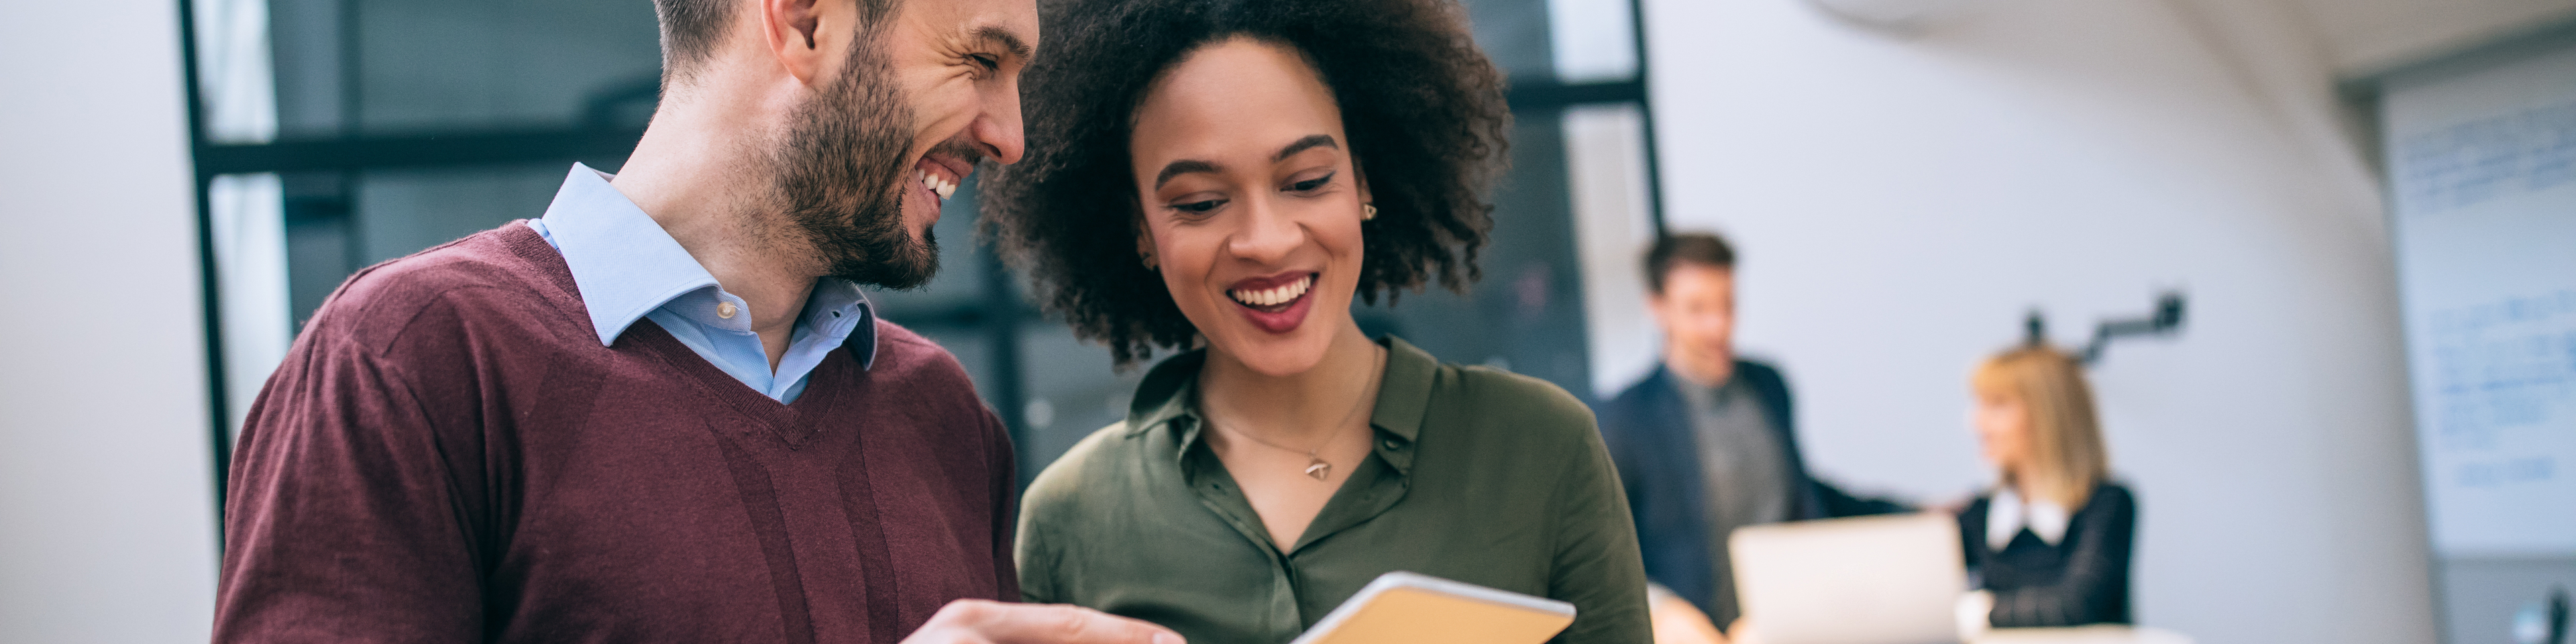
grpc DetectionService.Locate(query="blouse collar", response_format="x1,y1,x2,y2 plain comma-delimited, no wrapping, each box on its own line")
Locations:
1987,486,2072,550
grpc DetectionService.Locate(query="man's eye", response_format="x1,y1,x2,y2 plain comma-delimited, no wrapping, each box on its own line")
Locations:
1173,199,1225,214
970,54,1001,71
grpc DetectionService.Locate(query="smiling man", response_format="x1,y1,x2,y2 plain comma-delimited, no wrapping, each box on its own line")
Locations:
210,0,1179,643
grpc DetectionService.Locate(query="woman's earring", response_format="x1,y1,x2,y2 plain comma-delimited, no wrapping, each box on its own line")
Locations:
1362,203,1377,221
1140,254,1158,270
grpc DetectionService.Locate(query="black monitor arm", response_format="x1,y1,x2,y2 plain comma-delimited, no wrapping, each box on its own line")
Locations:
2022,292,2188,366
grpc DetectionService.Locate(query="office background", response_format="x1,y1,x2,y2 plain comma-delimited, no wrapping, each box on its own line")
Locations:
5,0,2574,643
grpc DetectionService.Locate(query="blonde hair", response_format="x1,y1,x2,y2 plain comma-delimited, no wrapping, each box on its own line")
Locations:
1971,345,2110,508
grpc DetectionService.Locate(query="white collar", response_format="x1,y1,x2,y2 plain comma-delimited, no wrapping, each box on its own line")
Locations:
1986,486,2072,550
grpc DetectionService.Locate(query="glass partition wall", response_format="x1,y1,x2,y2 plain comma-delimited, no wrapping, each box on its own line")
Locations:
180,0,1668,500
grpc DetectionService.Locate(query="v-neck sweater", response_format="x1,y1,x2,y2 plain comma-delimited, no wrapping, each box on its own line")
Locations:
215,222,1018,644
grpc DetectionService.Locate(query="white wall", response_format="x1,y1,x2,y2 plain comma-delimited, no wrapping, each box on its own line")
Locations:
1617,0,2438,642
0,0,223,641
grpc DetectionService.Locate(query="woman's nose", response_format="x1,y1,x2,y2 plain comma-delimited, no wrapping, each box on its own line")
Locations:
1226,196,1303,264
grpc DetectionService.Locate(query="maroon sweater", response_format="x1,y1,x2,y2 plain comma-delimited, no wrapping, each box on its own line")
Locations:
215,223,1017,643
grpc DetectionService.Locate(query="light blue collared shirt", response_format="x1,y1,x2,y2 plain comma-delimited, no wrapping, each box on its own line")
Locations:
527,164,875,403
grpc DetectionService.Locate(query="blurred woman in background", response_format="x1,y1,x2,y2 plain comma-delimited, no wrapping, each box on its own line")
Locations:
1960,345,2138,628
979,0,1650,642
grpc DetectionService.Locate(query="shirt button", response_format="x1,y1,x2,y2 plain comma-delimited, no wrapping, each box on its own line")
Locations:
717,302,739,319
1383,439,1402,449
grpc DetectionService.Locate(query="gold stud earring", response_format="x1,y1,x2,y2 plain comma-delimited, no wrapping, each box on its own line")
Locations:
1362,203,1377,221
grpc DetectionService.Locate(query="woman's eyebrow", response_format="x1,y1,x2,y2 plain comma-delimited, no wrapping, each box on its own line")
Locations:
1153,136,1336,189
1273,134,1338,162
1155,159,1223,189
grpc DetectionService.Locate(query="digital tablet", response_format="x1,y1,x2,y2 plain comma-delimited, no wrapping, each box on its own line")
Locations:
1287,571,1578,644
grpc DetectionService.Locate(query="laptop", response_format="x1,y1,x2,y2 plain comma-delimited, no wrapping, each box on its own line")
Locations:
1730,513,1969,644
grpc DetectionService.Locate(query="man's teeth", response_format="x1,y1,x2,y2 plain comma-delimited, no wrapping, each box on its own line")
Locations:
1230,275,1315,307
917,170,956,201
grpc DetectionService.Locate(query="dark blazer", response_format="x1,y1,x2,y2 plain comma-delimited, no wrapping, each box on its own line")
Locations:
1595,360,1909,619
1957,482,2137,627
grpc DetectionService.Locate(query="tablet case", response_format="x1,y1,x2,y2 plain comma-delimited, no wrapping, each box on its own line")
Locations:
1287,571,1577,644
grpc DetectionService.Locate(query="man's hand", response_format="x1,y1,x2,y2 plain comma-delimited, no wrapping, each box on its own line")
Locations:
1649,593,1728,644
902,599,1183,644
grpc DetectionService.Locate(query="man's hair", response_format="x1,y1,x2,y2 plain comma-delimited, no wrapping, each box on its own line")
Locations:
1643,231,1736,294
979,0,1511,366
655,0,899,86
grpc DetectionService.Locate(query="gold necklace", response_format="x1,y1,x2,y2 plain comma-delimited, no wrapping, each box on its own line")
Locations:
1220,421,1346,481
1210,346,1386,482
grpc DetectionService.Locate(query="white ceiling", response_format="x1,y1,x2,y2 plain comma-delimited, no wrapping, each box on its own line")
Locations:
2281,0,2576,74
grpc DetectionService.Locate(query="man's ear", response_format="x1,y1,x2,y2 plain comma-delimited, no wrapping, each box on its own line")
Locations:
761,0,830,84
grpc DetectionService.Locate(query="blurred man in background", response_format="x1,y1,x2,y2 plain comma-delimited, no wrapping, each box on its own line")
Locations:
1598,232,1909,644
211,0,1179,642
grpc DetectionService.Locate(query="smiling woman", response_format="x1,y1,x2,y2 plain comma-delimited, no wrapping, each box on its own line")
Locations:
980,0,1509,368
980,1,1650,643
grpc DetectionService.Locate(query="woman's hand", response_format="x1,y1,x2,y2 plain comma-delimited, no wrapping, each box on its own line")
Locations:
1650,593,1729,644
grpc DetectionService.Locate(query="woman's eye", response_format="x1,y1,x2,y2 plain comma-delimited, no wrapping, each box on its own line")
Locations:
1288,171,1335,193
1172,199,1226,214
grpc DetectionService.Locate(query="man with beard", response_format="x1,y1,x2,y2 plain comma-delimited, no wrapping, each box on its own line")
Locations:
211,0,1180,643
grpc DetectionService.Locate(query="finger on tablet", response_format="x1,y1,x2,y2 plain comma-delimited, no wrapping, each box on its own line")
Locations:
908,599,1184,644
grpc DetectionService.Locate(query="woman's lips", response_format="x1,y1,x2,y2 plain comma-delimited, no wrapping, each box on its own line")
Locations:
1228,273,1318,334
1228,273,1314,308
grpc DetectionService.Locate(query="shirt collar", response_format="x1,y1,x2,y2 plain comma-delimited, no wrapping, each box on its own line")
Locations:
535,164,877,369
539,164,725,347
1123,336,1438,474
801,278,879,370
1986,486,2073,549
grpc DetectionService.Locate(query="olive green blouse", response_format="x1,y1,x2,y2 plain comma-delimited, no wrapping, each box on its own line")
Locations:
1016,337,1650,644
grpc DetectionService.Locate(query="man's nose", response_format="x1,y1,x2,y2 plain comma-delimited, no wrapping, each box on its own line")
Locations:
973,85,1026,165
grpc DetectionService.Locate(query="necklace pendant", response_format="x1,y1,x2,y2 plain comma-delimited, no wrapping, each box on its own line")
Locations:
1304,458,1332,481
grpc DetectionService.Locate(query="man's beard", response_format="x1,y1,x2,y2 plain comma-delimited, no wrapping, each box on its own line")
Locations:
767,36,939,290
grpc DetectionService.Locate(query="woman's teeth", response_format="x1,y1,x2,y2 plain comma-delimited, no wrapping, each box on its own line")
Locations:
1229,274,1316,307
916,169,957,201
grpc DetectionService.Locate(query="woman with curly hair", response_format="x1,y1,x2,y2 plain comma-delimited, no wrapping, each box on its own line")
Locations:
979,0,1650,642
